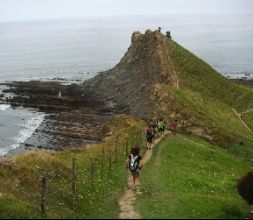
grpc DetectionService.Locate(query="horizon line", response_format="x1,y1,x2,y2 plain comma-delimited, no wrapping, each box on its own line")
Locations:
1,12,253,23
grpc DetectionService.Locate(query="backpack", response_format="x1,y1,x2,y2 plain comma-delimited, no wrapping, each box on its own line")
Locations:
129,154,139,172
146,127,153,138
158,121,163,129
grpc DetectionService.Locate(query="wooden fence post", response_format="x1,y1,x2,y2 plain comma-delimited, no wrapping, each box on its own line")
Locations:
101,146,105,179
245,152,249,161
115,135,119,162
40,175,47,217
102,145,105,159
90,158,94,190
109,154,112,174
72,158,77,211
125,139,128,156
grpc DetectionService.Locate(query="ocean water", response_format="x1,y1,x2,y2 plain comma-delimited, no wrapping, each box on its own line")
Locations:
0,106,44,156
0,14,253,156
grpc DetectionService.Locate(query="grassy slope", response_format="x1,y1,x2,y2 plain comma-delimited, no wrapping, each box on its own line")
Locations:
0,115,147,219
168,39,253,112
242,111,253,131
158,37,253,152
136,134,252,219
172,89,253,152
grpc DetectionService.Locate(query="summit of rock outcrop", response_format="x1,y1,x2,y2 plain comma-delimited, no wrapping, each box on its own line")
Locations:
83,30,179,118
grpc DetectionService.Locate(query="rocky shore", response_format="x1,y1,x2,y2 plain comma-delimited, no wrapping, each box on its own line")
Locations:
0,81,121,151
233,79,253,88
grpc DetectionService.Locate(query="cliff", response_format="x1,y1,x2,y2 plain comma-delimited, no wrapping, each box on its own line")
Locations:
83,30,178,119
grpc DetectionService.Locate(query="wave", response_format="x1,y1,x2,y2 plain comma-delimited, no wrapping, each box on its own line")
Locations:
0,113,45,157
0,104,10,111
224,71,253,79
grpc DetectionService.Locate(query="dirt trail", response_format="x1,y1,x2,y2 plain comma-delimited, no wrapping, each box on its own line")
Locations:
241,108,253,114
163,36,179,88
232,108,252,132
118,133,168,219
178,135,207,148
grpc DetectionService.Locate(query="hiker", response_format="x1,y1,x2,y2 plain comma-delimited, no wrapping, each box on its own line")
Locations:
162,119,166,135
152,123,158,140
172,119,178,135
58,91,62,98
158,118,165,138
237,170,253,219
146,125,153,149
125,147,143,188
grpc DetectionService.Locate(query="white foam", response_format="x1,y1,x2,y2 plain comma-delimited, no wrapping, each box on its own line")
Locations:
0,104,10,111
0,113,45,157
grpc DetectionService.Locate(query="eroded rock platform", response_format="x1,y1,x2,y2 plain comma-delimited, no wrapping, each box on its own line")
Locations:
0,81,121,151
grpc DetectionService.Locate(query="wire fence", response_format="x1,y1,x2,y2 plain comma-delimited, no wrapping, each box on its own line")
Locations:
2,125,251,218
38,129,146,218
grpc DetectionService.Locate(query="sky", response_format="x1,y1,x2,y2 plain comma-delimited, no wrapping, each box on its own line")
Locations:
0,0,252,22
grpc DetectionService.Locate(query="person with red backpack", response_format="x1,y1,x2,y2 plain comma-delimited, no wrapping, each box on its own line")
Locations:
146,125,153,149
172,119,178,135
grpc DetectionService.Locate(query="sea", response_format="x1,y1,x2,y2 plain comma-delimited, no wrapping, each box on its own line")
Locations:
1,13,253,156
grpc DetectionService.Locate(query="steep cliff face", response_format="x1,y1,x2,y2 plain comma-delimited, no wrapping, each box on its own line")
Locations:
83,30,178,119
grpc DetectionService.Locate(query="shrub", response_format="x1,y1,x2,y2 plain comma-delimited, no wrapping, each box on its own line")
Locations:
237,170,253,205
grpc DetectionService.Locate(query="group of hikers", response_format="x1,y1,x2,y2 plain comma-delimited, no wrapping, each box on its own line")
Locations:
125,118,178,188
125,117,253,219
146,118,178,149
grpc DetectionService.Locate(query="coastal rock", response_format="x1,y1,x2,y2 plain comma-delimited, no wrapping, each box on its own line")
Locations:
233,79,253,88
1,80,115,151
83,30,179,119
0,160,17,171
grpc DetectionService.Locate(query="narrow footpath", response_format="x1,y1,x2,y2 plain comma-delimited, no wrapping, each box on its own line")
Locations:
232,108,252,132
118,132,168,219
163,36,179,88
241,108,253,114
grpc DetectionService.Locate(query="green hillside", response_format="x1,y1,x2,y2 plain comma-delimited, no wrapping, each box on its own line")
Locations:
168,39,253,112
135,134,252,219
242,111,253,131
149,36,253,154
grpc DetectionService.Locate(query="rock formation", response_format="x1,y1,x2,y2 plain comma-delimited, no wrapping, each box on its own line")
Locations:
83,30,179,119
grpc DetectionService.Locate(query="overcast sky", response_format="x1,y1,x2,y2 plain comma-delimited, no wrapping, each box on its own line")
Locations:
0,0,252,22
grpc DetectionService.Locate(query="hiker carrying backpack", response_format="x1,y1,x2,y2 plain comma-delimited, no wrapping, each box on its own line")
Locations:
146,125,153,150
158,118,165,137
129,154,140,172
172,119,178,135
125,147,143,188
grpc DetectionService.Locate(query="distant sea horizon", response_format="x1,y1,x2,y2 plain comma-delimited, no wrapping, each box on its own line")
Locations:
1,13,253,157
0,13,253,82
